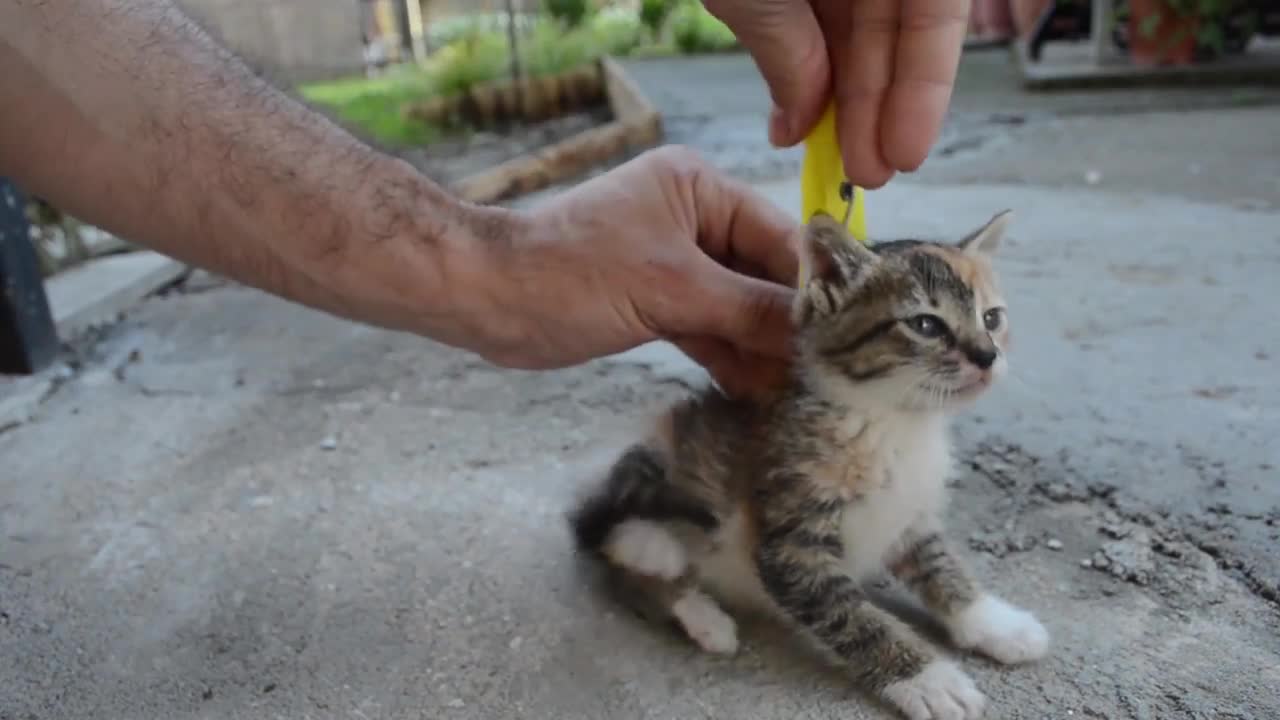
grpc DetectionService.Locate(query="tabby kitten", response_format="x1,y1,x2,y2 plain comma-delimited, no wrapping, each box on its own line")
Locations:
568,210,1048,720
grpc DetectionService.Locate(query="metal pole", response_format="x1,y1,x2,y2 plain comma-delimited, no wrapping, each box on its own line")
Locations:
0,179,59,375
505,0,522,85
1091,0,1114,66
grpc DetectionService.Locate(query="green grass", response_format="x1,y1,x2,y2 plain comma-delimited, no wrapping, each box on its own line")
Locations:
298,66,441,147
297,4,743,148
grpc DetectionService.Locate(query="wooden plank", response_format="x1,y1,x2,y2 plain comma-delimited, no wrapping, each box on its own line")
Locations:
450,56,664,205
452,121,636,204
601,56,658,123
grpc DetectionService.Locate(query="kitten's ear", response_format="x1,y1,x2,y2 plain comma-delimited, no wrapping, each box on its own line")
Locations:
794,212,877,322
958,209,1013,256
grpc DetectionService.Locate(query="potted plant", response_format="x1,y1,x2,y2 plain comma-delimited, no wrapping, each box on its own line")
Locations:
1125,0,1252,65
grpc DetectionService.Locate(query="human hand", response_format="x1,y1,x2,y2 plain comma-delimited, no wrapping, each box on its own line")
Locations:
704,0,970,189
452,146,799,398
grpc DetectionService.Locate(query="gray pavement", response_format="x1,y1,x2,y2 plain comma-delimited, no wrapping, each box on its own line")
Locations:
621,51,1280,209
4,52,1280,720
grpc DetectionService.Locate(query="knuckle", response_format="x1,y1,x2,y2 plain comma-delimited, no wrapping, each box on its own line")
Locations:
647,144,708,178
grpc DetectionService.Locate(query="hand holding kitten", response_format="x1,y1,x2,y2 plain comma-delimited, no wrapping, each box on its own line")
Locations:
472,147,801,398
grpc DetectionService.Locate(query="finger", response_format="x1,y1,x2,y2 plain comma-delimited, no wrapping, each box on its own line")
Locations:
674,337,738,389
684,160,801,286
685,258,796,360
704,0,830,147
882,0,970,171
675,337,791,400
822,0,899,189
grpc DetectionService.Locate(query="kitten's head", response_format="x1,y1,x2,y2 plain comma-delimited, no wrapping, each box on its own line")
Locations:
792,210,1013,413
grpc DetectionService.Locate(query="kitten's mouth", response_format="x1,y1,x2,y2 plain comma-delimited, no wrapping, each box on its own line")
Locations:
925,377,990,401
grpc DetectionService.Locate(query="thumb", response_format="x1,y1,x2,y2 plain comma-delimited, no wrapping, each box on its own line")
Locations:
681,259,797,360
703,0,831,147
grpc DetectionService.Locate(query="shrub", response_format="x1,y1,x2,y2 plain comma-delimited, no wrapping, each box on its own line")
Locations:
639,0,674,36
542,0,591,28
589,7,643,56
669,2,738,53
428,31,510,97
427,12,534,49
522,18,597,76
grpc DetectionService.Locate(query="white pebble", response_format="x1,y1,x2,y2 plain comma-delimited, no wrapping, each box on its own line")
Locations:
1046,539,1064,551
320,436,338,451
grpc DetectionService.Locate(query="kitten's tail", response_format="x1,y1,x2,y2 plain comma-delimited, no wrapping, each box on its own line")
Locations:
568,443,719,552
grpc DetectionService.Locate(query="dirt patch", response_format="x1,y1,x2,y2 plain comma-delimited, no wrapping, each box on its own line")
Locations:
396,109,613,188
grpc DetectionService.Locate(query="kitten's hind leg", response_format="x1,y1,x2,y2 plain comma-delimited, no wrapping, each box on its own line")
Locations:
889,524,1049,665
608,564,740,656
569,442,735,654
568,443,719,554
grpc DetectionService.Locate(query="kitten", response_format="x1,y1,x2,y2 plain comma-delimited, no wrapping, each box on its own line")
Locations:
568,210,1048,720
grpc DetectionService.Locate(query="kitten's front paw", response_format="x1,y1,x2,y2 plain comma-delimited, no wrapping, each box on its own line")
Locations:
882,659,986,720
949,594,1049,665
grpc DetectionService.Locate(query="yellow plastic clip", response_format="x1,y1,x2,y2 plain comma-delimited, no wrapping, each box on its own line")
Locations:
798,103,867,285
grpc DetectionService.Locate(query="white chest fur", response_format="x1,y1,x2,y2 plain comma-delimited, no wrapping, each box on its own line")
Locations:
835,412,953,579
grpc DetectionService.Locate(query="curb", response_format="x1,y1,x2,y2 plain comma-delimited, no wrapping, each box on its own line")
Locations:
46,250,188,340
450,56,663,205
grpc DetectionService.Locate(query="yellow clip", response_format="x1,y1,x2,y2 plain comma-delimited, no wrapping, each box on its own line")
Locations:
799,103,867,285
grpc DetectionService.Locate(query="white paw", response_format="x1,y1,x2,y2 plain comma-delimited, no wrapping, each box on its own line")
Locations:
671,591,739,655
603,519,686,580
883,659,986,720
949,594,1049,664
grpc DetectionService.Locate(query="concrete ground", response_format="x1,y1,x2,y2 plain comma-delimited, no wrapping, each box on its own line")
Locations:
4,52,1280,719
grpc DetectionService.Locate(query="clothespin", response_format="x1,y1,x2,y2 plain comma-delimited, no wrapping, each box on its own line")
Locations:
798,103,868,286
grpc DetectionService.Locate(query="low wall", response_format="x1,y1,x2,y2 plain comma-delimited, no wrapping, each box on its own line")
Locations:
176,0,366,84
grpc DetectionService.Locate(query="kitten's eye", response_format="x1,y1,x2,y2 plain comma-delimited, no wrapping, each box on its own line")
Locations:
905,314,948,339
983,307,1006,332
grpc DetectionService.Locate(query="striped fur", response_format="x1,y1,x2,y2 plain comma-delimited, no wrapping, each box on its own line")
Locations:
568,210,1047,719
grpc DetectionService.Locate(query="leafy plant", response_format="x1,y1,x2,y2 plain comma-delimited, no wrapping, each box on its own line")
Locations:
639,0,674,37
522,18,596,76
427,12,535,49
589,7,643,56
542,0,592,28
428,31,510,97
1133,0,1257,56
669,1,738,54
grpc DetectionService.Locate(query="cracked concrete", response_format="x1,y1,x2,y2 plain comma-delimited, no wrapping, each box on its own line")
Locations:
4,53,1280,720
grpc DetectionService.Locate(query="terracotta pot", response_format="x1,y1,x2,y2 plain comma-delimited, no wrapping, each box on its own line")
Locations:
1128,0,1199,66
1011,0,1051,39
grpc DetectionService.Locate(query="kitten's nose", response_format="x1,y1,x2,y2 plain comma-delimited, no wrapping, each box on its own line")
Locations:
966,346,998,370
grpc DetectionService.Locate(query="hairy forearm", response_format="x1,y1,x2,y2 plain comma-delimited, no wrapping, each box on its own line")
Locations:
0,0,512,343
